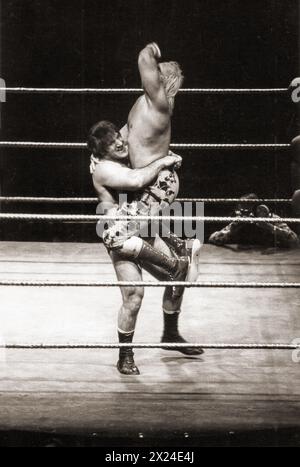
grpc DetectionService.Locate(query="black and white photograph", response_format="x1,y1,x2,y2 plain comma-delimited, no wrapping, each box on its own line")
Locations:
0,0,299,449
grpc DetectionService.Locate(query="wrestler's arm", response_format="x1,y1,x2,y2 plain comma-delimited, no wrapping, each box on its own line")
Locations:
95,155,180,192
138,43,168,109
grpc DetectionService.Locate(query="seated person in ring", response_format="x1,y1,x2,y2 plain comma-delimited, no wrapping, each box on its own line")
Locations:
209,193,299,248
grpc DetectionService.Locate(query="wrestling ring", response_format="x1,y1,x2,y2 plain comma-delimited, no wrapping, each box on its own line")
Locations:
0,84,300,445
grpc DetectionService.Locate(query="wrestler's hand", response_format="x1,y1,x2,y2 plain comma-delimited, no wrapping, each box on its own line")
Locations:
146,42,161,59
163,153,182,169
168,150,182,169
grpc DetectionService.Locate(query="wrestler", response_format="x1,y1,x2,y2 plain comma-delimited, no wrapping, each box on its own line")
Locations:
88,121,202,375
89,43,203,376
89,120,195,283
118,43,203,357
94,43,191,256
120,42,187,254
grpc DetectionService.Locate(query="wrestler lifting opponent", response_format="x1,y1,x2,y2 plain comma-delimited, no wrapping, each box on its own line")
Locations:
88,43,202,375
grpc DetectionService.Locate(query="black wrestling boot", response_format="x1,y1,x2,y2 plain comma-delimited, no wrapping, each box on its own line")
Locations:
137,240,189,281
165,238,202,298
138,239,201,301
161,228,189,257
117,331,140,375
161,311,204,356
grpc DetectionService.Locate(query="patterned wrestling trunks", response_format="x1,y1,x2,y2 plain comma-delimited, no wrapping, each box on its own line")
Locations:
99,169,179,250
145,169,179,205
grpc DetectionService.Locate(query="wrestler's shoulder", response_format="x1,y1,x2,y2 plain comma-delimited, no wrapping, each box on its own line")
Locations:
95,159,121,170
93,160,120,179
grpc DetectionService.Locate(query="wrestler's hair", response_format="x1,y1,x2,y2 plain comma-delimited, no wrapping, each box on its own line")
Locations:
87,120,118,157
159,61,184,110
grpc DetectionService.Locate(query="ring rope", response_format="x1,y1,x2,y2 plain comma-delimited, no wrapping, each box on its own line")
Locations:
0,213,299,223
0,141,291,150
0,343,298,350
0,280,299,288
0,196,293,204
1,87,288,95
174,198,292,203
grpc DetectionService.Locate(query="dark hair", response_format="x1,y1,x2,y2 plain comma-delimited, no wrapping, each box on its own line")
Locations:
87,120,118,157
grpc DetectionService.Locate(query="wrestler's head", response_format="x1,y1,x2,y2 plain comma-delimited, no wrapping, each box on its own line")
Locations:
87,120,128,161
159,61,184,109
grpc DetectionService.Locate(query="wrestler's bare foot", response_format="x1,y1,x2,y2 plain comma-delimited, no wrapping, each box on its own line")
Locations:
117,353,140,375
161,333,204,356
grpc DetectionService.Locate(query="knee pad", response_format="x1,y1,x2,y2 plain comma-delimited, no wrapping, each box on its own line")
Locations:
121,237,143,258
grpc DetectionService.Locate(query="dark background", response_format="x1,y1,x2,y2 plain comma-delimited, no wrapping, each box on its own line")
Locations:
0,0,299,241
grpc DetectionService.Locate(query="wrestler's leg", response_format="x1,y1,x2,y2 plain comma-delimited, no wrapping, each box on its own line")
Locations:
101,169,199,282
101,169,188,257
101,206,191,282
160,222,190,256
110,250,144,375
113,236,192,282
151,236,203,356
143,169,188,255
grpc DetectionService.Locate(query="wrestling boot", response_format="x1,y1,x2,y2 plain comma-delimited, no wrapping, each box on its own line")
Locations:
117,331,140,376
137,239,201,283
161,229,190,257
165,237,201,298
161,311,204,356
159,220,199,258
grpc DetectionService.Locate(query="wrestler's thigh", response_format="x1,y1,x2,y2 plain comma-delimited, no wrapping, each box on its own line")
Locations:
110,250,144,301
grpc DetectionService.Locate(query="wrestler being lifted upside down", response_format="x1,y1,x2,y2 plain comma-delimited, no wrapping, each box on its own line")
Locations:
88,43,202,375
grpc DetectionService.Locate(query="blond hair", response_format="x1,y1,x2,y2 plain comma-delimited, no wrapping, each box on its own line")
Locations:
160,61,184,110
